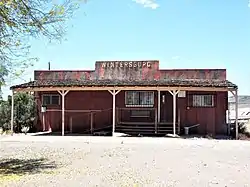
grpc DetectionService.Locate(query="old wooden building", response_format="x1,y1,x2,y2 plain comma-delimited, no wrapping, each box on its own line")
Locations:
10,60,239,137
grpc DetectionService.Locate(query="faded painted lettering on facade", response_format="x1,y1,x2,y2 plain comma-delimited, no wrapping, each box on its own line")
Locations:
101,61,151,69
34,60,227,81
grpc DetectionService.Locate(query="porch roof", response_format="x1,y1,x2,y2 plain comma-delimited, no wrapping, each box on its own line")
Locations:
10,79,237,91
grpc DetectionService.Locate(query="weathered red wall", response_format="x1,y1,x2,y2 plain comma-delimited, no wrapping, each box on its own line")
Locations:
178,91,228,135
34,61,227,81
36,90,228,135
37,90,159,132
37,91,113,132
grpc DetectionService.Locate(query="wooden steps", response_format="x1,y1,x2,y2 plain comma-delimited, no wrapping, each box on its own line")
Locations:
116,122,179,135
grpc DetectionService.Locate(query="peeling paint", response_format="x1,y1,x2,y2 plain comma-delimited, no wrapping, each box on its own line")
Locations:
34,61,227,81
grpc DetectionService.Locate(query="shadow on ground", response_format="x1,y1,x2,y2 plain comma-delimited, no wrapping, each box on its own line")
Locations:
0,158,57,176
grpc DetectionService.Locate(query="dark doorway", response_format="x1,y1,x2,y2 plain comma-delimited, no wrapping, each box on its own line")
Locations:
160,91,175,122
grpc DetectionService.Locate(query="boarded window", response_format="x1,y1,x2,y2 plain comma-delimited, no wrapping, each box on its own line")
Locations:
192,95,214,107
42,95,60,105
125,91,154,107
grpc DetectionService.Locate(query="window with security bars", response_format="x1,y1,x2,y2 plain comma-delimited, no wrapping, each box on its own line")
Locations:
42,94,60,105
125,91,154,107
192,95,214,107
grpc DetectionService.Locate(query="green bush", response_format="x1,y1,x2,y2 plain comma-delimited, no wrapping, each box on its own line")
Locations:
0,93,36,133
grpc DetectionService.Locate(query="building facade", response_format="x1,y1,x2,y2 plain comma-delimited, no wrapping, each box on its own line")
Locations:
11,60,238,137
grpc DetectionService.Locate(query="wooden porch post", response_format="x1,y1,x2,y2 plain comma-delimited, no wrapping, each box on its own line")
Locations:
58,90,69,136
10,91,15,135
158,90,161,123
108,90,121,137
227,102,231,136
230,89,239,139
169,90,180,136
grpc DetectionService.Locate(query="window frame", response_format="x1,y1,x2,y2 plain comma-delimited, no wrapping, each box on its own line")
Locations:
42,94,60,106
125,91,154,107
191,94,215,107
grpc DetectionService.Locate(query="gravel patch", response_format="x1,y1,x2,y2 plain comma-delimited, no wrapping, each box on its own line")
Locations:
1,138,250,187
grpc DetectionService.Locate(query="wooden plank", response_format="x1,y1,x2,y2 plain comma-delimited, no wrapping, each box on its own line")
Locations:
119,122,155,125
116,126,156,129
117,129,155,132
117,107,155,111
158,122,173,125
158,127,179,129
46,109,102,113
13,86,235,92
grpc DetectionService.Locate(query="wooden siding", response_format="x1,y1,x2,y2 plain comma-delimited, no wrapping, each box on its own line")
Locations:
35,90,228,135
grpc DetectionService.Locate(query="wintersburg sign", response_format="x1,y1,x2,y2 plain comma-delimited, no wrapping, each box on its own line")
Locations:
101,61,152,69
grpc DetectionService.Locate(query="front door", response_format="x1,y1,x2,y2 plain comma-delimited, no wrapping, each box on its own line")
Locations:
160,91,173,122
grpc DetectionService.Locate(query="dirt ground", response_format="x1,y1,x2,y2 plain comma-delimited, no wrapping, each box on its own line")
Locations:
1,136,250,187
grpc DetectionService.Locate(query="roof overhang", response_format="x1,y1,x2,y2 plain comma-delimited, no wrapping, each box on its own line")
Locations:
12,85,237,93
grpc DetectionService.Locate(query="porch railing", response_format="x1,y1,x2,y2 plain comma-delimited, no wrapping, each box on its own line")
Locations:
116,107,158,133
116,107,181,135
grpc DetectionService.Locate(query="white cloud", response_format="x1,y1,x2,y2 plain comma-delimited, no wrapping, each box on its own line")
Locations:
248,0,250,8
133,0,159,9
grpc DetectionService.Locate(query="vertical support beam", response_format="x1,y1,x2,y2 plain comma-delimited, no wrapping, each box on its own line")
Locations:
10,91,14,135
230,89,239,139
58,90,69,136
112,90,116,136
108,89,121,137
173,92,177,136
61,92,65,136
227,102,231,136
42,112,45,131
157,90,161,123
235,89,239,140
169,90,180,136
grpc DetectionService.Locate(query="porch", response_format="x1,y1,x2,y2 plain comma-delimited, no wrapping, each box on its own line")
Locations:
10,85,239,138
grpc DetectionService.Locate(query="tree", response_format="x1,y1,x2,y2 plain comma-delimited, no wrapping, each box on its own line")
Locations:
0,92,36,132
0,0,83,93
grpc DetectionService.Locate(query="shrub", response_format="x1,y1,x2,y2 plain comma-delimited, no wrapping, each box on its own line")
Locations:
0,93,36,133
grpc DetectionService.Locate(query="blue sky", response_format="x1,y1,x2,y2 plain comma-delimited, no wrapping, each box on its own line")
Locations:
2,0,250,98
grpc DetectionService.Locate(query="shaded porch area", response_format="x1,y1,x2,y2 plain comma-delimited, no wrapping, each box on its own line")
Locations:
10,79,239,138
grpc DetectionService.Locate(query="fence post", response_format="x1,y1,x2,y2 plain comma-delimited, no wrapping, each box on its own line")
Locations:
70,116,73,133
90,112,94,134
155,108,157,134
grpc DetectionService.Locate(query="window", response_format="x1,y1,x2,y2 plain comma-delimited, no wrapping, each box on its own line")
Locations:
125,91,154,107
192,95,214,107
42,94,60,105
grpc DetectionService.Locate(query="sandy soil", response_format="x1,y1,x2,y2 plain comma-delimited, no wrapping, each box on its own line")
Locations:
1,136,250,187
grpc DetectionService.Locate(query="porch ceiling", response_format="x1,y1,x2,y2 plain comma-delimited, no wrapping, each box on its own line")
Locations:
10,79,237,92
